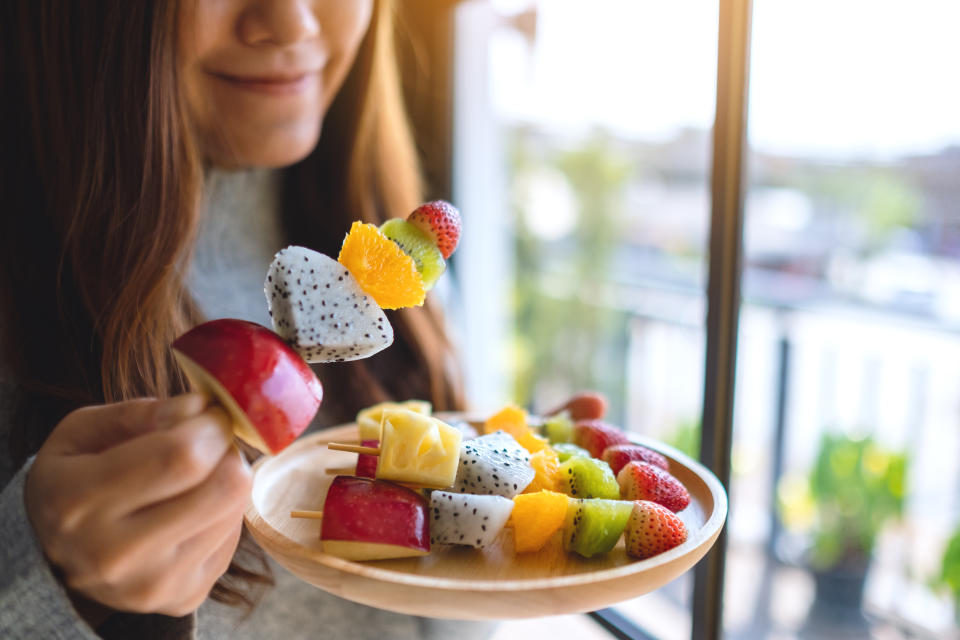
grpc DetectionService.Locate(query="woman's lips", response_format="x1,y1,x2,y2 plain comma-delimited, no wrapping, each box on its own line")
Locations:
209,71,317,96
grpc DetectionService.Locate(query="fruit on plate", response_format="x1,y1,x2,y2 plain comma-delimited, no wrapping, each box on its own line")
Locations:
573,420,630,458
546,391,608,422
429,491,513,548
510,490,570,553
338,221,425,309
356,400,432,441
451,431,536,498
320,476,430,560
563,498,633,558
264,246,393,363
355,439,379,479
406,200,462,260
375,410,463,488
484,405,549,454
559,456,620,500
380,219,446,290
617,461,690,513
602,443,670,476
624,500,688,560
524,447,561,493
552,443,591,463
541,412,574,444
172,318,323,454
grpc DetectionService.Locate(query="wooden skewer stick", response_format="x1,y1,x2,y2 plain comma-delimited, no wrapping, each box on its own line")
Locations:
327,442,380,456
324,467,355,476
290,509,324,519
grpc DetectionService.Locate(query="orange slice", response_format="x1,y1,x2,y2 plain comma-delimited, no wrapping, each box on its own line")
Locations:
337,221,425,309
524,447,561,493
511,491,570,553
484,404,549,453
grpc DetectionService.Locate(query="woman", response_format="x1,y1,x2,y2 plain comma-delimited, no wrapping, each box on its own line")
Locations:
0,1,472,638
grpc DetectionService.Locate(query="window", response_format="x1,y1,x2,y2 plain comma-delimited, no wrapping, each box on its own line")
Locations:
442,0,960,637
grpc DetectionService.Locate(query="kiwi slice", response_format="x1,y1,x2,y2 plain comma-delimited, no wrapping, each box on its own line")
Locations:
553,443,591,463
380,219,446,290
559,456,620,499
543,412,575,443
563,498,633,558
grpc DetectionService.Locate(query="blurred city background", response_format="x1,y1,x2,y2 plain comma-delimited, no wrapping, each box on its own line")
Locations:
446,0,960,638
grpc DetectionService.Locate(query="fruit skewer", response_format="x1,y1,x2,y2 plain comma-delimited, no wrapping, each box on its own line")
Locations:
325,409,462,489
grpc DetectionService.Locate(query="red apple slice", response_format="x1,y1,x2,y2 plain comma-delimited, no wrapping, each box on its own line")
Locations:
321,476,430,560
172,319,323,455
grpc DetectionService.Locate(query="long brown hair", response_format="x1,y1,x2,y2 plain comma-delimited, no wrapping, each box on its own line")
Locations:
1,0,462,609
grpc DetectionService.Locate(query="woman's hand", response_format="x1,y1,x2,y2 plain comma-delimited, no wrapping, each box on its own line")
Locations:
24,394,251,619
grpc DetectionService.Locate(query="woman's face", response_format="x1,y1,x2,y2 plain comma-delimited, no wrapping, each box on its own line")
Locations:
180,0,373,168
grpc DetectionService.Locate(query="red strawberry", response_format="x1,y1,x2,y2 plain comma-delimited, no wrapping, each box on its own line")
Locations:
617,461,690,512
572,420,629,458
624,500,688,560
602,443,669,476
546,391,608,421
407,201,461,259
355,439,379,478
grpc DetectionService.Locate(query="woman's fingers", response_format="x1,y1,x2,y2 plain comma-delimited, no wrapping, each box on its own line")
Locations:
93,407,235,513
47,394,207,456
124,446,251,547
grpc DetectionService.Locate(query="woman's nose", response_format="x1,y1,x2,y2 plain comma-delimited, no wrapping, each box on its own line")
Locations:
237,0,321,47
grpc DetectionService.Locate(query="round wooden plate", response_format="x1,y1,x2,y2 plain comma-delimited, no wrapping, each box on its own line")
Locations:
244,415,727,620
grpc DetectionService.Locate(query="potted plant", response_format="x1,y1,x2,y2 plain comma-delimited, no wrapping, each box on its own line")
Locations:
778,432,908,638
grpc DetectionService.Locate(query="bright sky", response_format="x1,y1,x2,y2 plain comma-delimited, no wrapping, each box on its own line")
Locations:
488,0,960,160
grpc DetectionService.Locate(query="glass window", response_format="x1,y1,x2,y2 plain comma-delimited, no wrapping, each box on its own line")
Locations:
726,1,960,637
449,0,960,637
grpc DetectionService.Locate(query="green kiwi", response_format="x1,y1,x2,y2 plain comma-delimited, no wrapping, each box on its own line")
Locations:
563,498,633,558
380,219,446,290
559,456,619,499
543,412,575,444
553,443,591,463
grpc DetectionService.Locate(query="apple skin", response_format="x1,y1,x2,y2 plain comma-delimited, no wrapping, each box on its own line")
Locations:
321,476,430,558
172,319,323,454
355,439,379,479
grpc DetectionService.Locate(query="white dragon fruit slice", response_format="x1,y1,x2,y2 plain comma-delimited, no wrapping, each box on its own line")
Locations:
451,431,535,498
429,491,514,548
264,246,393,363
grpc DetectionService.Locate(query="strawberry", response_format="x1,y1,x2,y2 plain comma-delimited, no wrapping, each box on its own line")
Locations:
572,420,629,458
617,461,690,512
407,200,461,259
624,500,688,560
602,443,669,476
546,391,608,421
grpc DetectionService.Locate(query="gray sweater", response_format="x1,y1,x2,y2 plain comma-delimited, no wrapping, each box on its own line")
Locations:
0,169,492,640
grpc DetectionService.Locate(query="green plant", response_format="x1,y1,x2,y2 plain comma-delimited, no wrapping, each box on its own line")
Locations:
779,432,907,570
666,418,700,460
935,525,960,622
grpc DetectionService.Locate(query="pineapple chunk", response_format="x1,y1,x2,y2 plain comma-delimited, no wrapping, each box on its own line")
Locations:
356,400,433,440
377,409,461,488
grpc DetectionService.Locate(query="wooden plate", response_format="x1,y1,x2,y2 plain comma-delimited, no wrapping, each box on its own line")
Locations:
244,416,727,619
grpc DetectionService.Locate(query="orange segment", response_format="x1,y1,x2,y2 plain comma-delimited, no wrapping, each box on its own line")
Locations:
338,221,425,309
511,491,570,553
524,447,561,493
484,405,548,453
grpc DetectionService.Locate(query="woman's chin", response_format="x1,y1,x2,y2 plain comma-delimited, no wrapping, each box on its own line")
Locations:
205,126,322,170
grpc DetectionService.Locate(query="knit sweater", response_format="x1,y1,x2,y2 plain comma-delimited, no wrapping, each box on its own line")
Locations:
0,169,492,640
